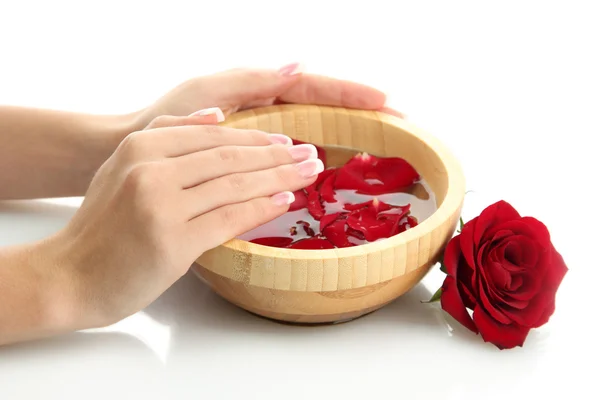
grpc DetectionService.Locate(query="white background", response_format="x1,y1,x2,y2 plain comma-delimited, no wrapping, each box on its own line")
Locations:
0,0,597,398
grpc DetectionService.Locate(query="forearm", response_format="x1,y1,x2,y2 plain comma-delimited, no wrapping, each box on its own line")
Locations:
0,240,76,346
0,106,140,199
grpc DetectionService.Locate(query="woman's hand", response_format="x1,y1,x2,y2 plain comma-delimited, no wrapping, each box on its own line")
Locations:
0,63,400,200
40,110,322,330
133,63,403,130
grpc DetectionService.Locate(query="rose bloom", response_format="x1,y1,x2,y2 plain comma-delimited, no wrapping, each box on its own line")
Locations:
440,200,568,349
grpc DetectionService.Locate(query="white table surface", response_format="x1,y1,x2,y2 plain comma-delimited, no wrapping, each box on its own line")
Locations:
0,1,597,398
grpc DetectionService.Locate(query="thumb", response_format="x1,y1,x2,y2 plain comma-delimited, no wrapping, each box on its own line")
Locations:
205,63,305,106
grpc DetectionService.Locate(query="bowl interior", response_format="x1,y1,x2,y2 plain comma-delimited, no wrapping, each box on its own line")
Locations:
219,105,464,258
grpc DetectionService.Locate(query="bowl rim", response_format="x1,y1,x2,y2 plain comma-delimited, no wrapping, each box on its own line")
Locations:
219,105,466,260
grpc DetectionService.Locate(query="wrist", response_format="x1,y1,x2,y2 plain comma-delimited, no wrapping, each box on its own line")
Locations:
27,237,82,335
0,240,79,345
95,111,144,155
69,111,141,197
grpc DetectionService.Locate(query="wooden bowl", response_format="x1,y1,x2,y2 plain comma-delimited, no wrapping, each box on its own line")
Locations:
192,105,465,324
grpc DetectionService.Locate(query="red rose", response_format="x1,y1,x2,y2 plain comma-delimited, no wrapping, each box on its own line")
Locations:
440,200,568,349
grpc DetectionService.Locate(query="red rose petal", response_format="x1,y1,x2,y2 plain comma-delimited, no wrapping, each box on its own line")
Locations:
459,220,477,271
288,237,335,249
490,236,538,272
542,247,569,294
477,272,512,324
320,172,337,203
306,167,336,193
405,215,418,227
473,305,530,350
343,198,393,212
474,200,522,245
379,204,411,219
531,296,558,329
334,153,420,195
440,275,479,333
493,238,543,300
343,201,370,211
347,210,393,242
507,271,542,302
444,235,479,309
322,220,355,248
500,290,553,328
443,236,463,277
319,212,346,232
478,240,526,306
343,199,412,242
380,205,412,236
489,229,514,245
458,279,477,310
530,249,568,328
489,217,551,250
510,237,539,270
346,227,365,241
303,225,316,236
506,274,524,293
532,298,556,329
488,261,511,289
307,190,325,220
505,248,566,329
289,189,308,211
498,292,528,310
476,239,490,268
250,237,294,248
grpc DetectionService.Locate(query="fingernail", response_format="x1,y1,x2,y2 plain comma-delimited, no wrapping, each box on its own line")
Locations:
296,159,324,179
270,191,295,206
287,144,318,161
189,107,225,122
268,133,292,145
278,62,305,77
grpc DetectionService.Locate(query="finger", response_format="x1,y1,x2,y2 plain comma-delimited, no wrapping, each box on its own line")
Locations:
117,125,293,161
144,107,225,130
183,158,324,218
203,64,388,113
188,191,295,252
277,74,387,110
174,143,318,189
202,64,304,108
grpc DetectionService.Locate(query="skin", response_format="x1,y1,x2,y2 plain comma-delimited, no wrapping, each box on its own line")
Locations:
0,65,401,346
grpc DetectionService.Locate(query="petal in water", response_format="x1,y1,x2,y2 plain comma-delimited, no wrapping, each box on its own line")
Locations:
289,189,308,211
334,152,420,195
288,237,336,249
250,237,294,248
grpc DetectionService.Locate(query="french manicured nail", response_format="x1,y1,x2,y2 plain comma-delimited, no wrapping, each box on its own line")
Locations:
296,159,324,179
278,62,305,77
189,107,225,122
287,144,317,161
270,191,295,206
268,133,292,145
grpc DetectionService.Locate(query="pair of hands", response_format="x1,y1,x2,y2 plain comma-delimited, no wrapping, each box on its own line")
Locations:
41,64,401,330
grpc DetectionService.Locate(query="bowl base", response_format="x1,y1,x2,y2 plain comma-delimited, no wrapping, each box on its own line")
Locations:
244,308,379,326
192,262,430,325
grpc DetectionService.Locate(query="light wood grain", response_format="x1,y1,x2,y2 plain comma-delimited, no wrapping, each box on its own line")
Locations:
193,105,465,324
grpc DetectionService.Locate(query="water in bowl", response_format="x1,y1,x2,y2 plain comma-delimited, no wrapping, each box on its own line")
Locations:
237,145,438,247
